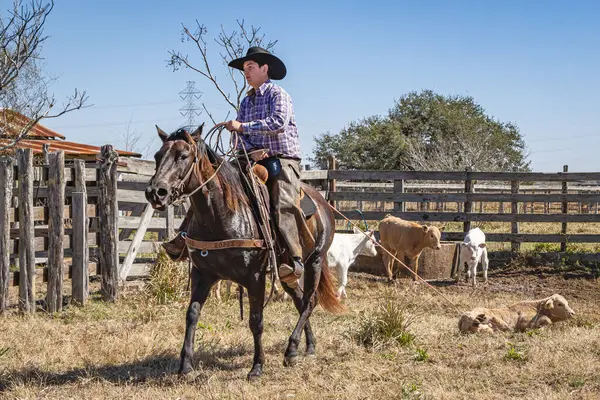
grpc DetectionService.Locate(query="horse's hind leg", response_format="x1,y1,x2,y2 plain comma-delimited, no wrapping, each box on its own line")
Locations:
179,268,217,375
283,252,322,366
281,281,317,356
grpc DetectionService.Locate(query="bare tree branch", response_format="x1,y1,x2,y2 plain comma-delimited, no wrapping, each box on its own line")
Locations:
0,88,88,151
0,1,88,151
202,102,217,125
112,116,155,159
168,19,277,114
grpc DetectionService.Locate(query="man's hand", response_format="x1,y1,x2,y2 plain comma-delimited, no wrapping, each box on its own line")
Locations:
249,149,269,162
225,120,243,132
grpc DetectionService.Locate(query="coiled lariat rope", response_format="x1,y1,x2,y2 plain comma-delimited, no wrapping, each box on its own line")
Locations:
202,124,279,309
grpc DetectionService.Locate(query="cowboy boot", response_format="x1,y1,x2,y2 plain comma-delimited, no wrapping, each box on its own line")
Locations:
276,211,305,285
279,257,304,286
162,209,192,261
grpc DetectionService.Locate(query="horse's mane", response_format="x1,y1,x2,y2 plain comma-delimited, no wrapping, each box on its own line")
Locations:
166,129,248,213
201,142,249,213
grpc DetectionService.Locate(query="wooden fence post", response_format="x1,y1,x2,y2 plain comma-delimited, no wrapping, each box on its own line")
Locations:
99,145,119,302
561,165,568,252
17,149,35,313
327,155,336,208
393,179,405,213
47,151,65,313
0,157,13,312
119,203,154,282
511,180,520,252
166,205,175,240
71,159,88,305
463,167,473,233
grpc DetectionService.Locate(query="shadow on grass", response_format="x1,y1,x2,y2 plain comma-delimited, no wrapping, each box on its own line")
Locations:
0,343,253,392
0,353,179,392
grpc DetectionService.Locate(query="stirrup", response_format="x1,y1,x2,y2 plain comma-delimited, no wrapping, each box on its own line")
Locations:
278,262,303,285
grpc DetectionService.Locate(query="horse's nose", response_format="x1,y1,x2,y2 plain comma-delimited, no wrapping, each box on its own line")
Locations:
145,186,154,202
145,185,169,203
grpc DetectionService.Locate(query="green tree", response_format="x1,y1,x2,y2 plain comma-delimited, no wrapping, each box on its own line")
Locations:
312,116,406,170
312,90,529,172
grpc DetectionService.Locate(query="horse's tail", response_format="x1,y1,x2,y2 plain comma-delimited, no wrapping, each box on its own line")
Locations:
317,260,345,314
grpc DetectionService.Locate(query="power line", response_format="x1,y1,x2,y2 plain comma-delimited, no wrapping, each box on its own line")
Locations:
527,133,599,142
528,147,577,155
89,100,183,109
48,115,183,130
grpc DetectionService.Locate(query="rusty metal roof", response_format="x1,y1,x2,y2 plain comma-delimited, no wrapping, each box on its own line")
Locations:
0,109,66,139
0,109,142,158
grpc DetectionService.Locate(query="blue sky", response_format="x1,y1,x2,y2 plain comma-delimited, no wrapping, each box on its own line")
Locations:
36,0,600,171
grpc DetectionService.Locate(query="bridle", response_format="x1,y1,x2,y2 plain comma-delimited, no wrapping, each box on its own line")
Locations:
167,127,228,205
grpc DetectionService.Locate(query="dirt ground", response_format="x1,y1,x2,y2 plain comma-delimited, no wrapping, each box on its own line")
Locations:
1,267,599,400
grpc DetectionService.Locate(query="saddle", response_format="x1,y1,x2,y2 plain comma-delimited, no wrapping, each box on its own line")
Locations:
241,162,316,263
250,163,316,219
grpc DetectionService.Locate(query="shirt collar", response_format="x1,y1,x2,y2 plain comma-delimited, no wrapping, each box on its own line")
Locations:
247,80,272,97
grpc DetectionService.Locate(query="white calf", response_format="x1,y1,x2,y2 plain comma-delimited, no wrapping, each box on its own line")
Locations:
298,228,378,298
456,227,489,286
327,228,378,298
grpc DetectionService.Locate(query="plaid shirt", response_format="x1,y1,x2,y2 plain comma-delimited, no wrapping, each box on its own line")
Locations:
236,80,301,159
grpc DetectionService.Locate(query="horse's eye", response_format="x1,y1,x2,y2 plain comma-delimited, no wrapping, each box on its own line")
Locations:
180,153,189,160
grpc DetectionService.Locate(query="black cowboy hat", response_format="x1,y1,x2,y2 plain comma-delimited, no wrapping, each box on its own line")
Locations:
228,46,287,80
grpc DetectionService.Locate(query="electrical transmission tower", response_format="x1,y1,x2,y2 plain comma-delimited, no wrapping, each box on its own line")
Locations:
179,81,203,129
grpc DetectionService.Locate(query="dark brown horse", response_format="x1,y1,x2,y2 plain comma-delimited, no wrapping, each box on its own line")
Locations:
145,125,343,380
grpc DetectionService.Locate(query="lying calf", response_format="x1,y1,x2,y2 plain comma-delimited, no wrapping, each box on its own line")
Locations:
459,294,575,334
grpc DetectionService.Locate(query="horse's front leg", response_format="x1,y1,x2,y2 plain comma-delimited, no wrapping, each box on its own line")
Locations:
247,272,266,381
179,268,217,375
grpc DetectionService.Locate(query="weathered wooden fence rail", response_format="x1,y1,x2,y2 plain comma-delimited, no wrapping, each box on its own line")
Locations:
301,165,600,253
3,152,600,312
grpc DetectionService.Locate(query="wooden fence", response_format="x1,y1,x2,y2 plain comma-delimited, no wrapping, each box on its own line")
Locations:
3,151,600,313
301,162,600,255
0,148,185,312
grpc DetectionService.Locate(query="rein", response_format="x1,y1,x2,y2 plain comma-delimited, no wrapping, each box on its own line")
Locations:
170,124,231,206
167,124,279,309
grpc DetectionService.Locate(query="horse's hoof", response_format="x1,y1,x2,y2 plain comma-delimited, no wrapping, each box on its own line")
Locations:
283,354,298,367
247,366,263,382
178,363,193,375
305,346,316,356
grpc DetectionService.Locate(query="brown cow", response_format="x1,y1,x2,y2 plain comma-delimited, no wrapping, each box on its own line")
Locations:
458,294,576,334
379,215,442,281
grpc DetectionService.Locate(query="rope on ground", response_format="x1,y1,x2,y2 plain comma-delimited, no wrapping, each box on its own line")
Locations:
328,204,464,315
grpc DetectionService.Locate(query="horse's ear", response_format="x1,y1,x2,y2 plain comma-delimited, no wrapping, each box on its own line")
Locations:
190,123,205,141
156,125,168,142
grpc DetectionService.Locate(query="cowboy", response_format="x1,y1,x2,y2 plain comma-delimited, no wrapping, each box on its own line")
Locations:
163,46,306,283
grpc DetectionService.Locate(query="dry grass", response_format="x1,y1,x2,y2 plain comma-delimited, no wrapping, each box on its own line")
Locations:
1,268,599,399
